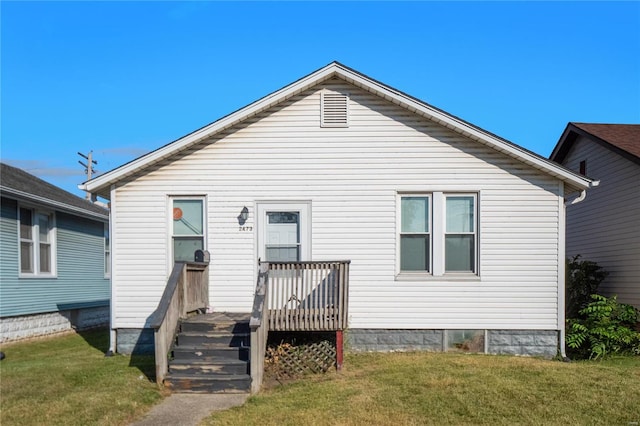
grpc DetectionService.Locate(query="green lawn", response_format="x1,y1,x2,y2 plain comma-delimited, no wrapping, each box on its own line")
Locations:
2,332,639,426
0,330,162,426
205,352,640,426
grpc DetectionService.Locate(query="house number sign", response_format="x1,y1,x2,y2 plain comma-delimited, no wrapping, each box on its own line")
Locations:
239,226,253,232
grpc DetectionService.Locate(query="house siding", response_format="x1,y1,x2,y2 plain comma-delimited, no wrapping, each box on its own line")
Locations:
111,79,563,332
0,197,110,318
561,136,640,308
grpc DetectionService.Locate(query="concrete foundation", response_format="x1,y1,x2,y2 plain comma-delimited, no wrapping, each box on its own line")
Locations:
347,328,558,358
116,328,155,355
0,306,109,343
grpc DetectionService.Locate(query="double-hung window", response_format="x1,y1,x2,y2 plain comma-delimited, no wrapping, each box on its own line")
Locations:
171,198,205,263
399,193,477,277
104,223,111,277
445,195,476,273
19,206,55,276
400,196,430,272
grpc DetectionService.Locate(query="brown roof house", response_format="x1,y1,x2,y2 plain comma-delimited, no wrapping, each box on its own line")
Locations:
550,123,640,309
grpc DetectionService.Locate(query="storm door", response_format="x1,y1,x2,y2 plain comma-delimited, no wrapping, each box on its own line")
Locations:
257,203,310,263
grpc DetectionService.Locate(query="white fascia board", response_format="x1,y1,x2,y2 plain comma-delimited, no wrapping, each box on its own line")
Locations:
333,65,591,191
1,187,109,221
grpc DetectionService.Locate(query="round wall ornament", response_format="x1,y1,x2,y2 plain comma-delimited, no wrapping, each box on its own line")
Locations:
173,207,183,220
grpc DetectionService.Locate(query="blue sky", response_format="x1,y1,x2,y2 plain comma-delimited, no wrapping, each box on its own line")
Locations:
2,1,639,197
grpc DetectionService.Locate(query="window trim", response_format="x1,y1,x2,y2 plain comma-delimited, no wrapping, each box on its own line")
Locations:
444,194,478,274
169,195,207,265
396,192,479,280
18,204,57,278
104,222,111,278
398,195,432,273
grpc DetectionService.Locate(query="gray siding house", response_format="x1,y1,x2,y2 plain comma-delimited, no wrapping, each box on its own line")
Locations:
0,163,111,342
550,123,640,309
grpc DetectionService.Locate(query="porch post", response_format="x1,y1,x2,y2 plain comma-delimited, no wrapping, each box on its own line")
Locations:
336,330,344,371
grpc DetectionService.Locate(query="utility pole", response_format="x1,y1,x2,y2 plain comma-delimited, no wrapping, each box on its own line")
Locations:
78,151,98,201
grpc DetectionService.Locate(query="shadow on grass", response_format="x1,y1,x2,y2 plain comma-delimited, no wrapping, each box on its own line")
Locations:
76,328,110,352
129,354,156,382
76,329,156,382
127,330,157,382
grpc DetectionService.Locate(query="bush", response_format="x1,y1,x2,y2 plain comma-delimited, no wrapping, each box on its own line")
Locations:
566,255,608,320
566,294,640,359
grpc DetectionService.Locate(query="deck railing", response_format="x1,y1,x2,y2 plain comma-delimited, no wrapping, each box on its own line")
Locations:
249,262,270,394
250,260,350,393
149,261,209,385
267,260,350,331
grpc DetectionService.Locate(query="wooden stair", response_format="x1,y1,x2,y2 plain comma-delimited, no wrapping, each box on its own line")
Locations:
163,312,251,393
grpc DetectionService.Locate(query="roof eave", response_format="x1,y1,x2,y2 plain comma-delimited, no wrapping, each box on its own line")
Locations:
1,186,109,221
82,62,591,195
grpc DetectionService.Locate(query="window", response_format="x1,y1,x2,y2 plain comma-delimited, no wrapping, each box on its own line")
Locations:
445,196,476,273
398,193,477,277
400,197,430,272
171,198,204,262
579,160,587,176
104,223,111,277
265,212,300,262
19,206,55,276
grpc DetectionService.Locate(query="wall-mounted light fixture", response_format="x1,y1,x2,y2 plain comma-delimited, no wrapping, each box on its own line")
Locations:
240,206,249,221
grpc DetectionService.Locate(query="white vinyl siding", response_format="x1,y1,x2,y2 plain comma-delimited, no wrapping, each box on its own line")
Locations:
561,136,640,308
110,78,562,330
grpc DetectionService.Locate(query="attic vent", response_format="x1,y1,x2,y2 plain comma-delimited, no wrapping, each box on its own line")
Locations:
321,91,349,127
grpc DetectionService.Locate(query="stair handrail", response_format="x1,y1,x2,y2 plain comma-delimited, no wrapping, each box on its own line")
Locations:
149,260,210,385
249,261,270,394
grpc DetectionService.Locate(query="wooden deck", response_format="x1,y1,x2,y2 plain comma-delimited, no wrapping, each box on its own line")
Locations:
267,261,350,331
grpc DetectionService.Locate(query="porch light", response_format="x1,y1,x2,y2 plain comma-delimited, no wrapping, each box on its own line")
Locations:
240,206,249,221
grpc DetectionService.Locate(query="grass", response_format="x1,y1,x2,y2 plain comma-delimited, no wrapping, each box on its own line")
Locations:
205,352,640,426
0,330,163,426
2,332,639,425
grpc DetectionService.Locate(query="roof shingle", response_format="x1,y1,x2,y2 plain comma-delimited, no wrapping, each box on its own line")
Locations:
0,163,108,219
571,123,640,160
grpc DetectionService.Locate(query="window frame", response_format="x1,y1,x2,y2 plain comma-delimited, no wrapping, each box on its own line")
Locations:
18,204,57,278
104,222,111,278
169,196,206,264
396,192,479,280
444,194,477,274
398,195,432,274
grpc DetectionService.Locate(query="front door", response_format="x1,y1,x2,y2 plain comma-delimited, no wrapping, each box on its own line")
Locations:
257,202,310,263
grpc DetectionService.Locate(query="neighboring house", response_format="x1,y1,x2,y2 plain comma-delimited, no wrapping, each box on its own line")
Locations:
81,62,591,358
550,123,640,309
0,163,110,342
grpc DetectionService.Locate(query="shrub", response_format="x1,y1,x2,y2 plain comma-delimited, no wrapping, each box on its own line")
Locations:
565,255,608,320
566,294,640,359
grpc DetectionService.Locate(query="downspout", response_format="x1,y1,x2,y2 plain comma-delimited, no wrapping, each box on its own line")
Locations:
106,184,117,356
558,180,598,360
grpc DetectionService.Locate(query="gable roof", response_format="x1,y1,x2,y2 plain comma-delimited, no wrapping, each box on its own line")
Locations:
1,163,109,220
550,122,640,166
81,61,591,198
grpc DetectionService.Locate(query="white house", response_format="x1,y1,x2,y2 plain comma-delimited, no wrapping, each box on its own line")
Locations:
82,62,591,357
551,123,640,309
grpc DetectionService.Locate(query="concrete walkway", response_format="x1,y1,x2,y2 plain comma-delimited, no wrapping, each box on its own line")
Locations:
130,393,249,426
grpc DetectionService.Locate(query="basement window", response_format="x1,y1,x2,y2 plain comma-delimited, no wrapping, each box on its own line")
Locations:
321,90,349,128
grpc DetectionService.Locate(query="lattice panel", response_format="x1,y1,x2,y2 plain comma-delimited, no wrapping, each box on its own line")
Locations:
265,340,336,379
